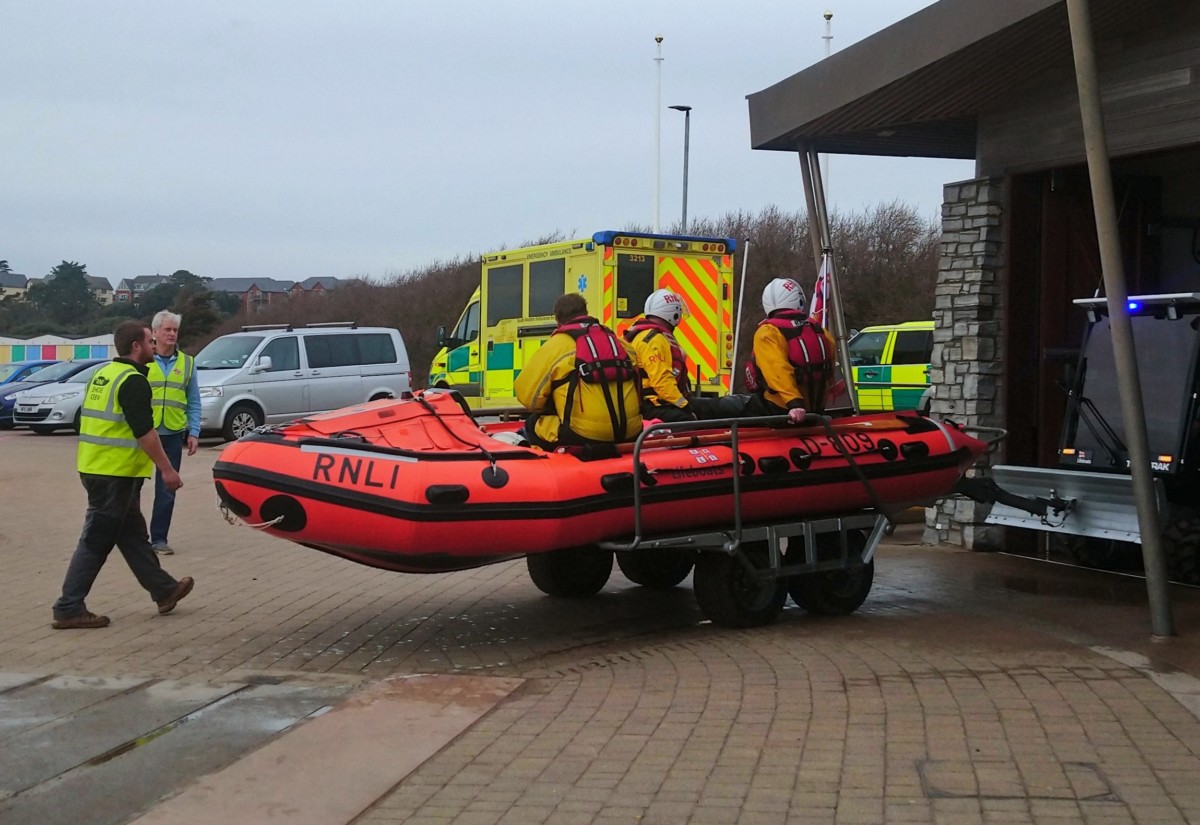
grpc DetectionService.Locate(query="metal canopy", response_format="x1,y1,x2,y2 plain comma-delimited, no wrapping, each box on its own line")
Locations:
747,0,1137,158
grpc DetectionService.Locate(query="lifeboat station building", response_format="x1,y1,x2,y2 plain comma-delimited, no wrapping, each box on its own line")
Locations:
748,0,1200,551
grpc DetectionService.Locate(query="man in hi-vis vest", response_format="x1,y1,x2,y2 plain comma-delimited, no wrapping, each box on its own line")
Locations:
51,320,195,630
147,310,200,555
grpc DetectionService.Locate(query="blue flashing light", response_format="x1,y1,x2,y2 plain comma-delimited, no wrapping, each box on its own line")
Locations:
1127,300,1140,312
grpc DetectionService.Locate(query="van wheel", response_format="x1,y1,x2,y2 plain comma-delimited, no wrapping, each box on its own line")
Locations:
369,393,393,402
223,404,263,441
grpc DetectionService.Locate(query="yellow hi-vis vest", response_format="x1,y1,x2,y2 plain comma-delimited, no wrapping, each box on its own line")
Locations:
148,351,193,432
77,362,154,478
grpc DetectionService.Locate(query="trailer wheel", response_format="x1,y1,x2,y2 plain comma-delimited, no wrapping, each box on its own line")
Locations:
788,530,874,615
526,545,613,597
692,544,787,628
615,550,695,589
1163,515,1200,585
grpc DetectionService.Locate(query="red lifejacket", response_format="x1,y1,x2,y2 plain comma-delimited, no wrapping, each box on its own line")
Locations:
623,316,690,400
551,317,639,439
745,309,833,409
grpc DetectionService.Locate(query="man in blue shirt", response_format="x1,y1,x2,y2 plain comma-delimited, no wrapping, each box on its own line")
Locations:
147,310,201,555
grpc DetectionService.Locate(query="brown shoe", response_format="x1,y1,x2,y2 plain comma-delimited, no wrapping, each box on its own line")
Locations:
157,576,194,615
52,611,111,630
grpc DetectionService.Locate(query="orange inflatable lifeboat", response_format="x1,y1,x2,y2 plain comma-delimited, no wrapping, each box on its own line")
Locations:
213,390,987,574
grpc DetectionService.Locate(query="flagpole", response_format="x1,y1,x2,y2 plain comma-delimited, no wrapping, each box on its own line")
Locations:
800,145,856,412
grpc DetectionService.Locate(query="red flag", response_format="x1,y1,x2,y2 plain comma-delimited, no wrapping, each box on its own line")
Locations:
809,254,830,326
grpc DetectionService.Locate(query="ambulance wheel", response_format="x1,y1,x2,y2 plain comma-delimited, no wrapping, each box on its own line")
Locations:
692,543,786,628
526,545,613,597
788,531,874,615
616,550,694,589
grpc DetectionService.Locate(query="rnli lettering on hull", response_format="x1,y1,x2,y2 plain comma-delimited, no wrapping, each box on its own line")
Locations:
311,453,411,490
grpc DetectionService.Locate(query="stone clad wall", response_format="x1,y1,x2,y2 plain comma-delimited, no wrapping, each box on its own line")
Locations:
924,178,1006,550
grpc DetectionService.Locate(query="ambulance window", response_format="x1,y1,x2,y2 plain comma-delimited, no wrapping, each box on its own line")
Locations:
529,259,565,317
616,253,654,318
892,331,933,365
453,302,480,343
487,264,523,326
848,331,887,366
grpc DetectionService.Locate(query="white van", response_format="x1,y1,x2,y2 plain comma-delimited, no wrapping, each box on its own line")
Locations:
195,323,411,440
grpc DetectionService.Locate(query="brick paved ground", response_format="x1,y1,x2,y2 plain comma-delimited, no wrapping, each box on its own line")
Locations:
2,430,1199,824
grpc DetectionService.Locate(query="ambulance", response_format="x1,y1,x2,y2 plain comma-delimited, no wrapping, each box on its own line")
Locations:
846,320,934,411
429,231,737,409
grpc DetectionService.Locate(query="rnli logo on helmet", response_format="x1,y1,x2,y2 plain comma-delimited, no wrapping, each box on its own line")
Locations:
663,293,680,305
782,281,798,293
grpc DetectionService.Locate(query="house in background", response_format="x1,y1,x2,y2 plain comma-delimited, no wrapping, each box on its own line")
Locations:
289,277,343,298
206,278,295,314
86,275,115,306
0,272,29,300
113,275,169,304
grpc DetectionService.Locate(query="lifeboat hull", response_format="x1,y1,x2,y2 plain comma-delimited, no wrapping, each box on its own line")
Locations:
212,392,987,573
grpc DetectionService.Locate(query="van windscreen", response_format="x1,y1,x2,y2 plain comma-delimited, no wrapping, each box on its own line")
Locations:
195,336,266,369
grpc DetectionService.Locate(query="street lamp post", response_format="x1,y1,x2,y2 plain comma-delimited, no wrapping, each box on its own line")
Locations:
669,105,692,233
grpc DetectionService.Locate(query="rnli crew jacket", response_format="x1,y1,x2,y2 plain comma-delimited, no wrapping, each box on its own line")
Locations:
148,349,200,436
626,324,689,412
515,326,642,445
77,358,156,478
751,321,837,411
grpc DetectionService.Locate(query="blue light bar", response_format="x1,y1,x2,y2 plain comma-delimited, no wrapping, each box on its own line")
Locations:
1127,301,1140,312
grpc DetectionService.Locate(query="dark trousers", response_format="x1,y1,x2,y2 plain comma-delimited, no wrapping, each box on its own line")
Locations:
643,395,751,423
53,474,178,620
150,431,185,546
742,394,789,417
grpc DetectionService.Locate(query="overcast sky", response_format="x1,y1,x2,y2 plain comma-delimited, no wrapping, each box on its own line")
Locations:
2,1,972,286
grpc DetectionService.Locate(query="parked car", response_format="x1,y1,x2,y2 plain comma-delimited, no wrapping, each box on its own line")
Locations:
195,323,412,441
847,321,934,412
12,361,108,434
0,359,107,430
0,359,58,386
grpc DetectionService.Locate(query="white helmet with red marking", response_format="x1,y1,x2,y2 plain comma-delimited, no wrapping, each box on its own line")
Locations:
644,288,687,327
762,278,806,314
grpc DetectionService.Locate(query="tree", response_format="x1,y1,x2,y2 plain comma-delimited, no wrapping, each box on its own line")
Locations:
138,281,181,318
0,260,11,275
26,261,99,325
173,283,221,346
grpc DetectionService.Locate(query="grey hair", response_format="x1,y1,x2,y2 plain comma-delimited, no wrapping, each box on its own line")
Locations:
152,310,182,330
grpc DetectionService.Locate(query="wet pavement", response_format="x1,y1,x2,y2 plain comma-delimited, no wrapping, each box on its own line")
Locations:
1,430,1199,824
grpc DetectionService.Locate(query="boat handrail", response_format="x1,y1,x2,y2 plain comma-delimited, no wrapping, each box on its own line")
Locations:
608,414,797,554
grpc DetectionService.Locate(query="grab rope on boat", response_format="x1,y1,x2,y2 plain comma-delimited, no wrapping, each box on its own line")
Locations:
218,500,284,529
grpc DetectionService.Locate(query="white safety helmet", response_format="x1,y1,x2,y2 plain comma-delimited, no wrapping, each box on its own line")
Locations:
761,278,806,315
644,288,687,327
